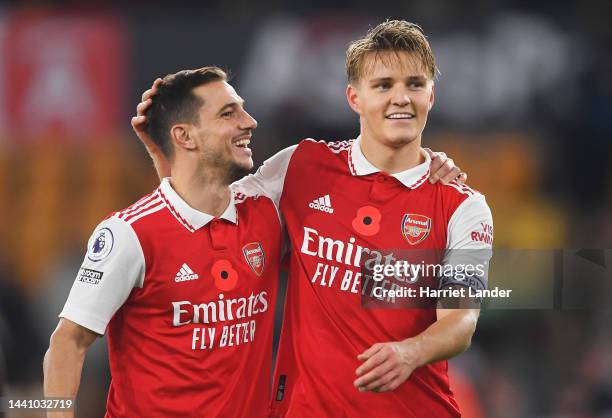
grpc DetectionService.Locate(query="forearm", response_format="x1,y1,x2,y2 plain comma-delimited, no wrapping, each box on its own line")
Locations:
148,149,171,180
43,336,87,417
406,308,479,366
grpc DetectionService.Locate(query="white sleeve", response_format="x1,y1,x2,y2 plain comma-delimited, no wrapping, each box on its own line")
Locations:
232,144,297,207
440,194,493,291
59,216,145,335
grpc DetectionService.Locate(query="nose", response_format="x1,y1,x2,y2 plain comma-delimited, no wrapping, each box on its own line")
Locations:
391,87,411,106
241,110,258,131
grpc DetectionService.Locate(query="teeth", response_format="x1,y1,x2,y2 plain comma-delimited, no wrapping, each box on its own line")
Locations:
234,139,250,148
386,113,414,119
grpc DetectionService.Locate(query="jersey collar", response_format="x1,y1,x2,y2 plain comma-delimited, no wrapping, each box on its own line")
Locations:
159,178,237,231
348,136,431,189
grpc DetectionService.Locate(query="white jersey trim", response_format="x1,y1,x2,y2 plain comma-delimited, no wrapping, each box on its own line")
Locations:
123,200,165,225
117,190,160,220
443,181,476,196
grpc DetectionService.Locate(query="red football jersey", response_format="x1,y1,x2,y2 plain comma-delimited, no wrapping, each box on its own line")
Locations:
236,138,493,418
60,178,281,417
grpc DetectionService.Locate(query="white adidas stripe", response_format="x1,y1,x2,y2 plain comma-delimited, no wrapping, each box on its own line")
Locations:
124,202,165,225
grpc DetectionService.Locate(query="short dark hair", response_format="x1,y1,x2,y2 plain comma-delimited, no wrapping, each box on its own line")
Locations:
147,66,227,158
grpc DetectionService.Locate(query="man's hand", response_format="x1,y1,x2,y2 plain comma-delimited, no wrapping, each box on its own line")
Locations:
354,339,424,393
424,148,467,185
131,78,172,179
354,308,479,393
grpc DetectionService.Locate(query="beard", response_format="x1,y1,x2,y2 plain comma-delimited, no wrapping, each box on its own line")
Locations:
202,148,252,185
225,161,252,184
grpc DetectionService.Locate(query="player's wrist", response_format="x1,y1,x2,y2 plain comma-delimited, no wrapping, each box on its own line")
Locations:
399,336,429,369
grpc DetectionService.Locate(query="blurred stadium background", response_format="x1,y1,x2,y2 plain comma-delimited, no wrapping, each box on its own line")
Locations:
0,1,611,417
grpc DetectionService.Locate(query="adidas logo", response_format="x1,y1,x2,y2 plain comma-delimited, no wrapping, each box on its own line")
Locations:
175,263,200,282
308,194,334,214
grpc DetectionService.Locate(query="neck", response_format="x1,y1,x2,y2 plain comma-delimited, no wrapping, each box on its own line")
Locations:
359,131,424,174
169,158,231,218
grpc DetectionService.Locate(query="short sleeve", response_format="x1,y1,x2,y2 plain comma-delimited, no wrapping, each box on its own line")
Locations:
59,216,145,335
232,144,297,207
440,194,493,291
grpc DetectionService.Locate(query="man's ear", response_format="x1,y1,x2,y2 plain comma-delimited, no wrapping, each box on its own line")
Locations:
346,84,361,115
170,124,196,151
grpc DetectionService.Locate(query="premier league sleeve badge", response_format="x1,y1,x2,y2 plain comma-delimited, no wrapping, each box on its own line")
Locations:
87,227,115,261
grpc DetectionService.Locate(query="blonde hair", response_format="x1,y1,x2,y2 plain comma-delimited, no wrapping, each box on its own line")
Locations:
346,20,437,83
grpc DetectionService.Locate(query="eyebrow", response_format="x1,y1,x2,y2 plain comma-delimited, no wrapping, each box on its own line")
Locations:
369,75,427,84
217,99,245,115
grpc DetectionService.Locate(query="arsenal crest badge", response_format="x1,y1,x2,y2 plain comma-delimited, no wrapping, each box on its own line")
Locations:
242,242,266,276
401,214,432,245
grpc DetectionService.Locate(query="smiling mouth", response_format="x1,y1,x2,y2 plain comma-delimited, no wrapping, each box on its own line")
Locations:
232,136,251,148
233,139,250,148
385,113,415,120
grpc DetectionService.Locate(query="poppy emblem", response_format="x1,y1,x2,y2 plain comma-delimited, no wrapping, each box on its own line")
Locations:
242,242,265,277
401,214,432,245
211,259,239,291
352,206,382,236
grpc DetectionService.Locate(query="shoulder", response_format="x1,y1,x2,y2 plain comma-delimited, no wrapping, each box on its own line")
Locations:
91,189,166,249
233,190,277,213
296,138,355,154
439,180,483,199
431,180,491,224
108,189,167,227
435,180,485,207
288,138,354,170
84,214,143,265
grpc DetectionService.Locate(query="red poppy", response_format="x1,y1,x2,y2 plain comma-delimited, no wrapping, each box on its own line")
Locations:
211,259,239,291
351,206,382,236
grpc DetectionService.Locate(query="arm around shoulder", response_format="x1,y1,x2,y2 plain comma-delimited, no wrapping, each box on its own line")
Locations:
232,144,298,206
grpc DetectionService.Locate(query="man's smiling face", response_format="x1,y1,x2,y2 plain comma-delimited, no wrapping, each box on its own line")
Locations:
347,51,435,148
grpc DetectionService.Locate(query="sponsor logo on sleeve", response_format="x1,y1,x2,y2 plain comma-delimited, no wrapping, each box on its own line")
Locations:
77,268,104,285
471,222,493,244
87,227,114,261
243,242,265,276
401,214,432,245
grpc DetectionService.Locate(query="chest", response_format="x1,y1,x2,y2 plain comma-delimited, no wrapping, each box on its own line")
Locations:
281,169,450,253
134,204,281,306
